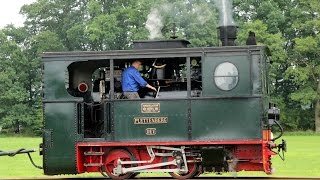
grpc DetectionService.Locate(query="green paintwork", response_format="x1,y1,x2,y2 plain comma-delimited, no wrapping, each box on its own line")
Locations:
191,98,262,140
41,46,271,175
113,100,189,141
43,103,77,175
43,61,77,101
202,54,251,96
43,60,80,175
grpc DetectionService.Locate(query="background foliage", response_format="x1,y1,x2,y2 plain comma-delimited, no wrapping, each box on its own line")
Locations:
0,0,319,134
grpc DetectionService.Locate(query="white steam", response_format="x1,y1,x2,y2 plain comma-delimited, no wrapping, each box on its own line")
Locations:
145,8,164,40
145,2,214,40
214,0,235,26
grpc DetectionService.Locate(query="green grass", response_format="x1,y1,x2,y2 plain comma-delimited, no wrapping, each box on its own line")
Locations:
282,130,320,136
0,137,44,178
271,136,320,177
0,135,319,178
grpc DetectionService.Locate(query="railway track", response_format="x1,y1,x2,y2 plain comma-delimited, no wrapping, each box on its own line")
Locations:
3,177,319,180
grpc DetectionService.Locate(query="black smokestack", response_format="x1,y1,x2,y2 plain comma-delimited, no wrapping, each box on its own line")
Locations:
214,0,237,46
218,26,237,46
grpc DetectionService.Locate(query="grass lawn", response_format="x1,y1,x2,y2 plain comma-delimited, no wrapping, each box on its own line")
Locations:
0,135,319,178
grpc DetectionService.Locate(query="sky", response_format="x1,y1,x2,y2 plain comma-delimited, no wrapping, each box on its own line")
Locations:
0,0,36,28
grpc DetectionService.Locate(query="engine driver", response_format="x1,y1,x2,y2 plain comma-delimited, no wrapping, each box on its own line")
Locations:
121,60,157,99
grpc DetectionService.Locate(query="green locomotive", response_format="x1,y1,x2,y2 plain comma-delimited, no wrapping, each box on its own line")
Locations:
41,26,286,179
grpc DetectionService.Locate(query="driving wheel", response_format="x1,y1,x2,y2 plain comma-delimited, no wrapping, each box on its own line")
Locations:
168,156,199,179
103,149,135,180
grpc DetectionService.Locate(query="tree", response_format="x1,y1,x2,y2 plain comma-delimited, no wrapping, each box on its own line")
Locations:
0,31,33,132
21,0,220,50
282,0,320,131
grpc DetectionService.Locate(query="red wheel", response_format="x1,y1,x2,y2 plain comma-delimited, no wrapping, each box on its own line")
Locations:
168,157,199,179
103,149,135,180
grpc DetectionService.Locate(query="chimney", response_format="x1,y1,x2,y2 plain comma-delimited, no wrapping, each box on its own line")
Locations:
214,0,237,46
218,25,237,46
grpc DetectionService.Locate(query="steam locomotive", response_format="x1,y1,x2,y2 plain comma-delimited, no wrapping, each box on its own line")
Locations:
40,26,286,179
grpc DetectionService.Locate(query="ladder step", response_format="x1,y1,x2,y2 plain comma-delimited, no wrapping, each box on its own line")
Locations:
84,163,104,167
84,151,105,156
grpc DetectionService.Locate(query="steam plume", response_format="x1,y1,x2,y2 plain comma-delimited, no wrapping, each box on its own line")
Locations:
214,0,235,26
145,2,214,40
145,8,164,39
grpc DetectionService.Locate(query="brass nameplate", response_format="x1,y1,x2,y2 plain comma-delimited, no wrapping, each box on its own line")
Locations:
134,117,168,124
141,103,160,113
145,128,156,135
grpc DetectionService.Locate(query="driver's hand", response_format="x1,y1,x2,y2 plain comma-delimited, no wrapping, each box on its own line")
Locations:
146,84,158,92
151,86,157,92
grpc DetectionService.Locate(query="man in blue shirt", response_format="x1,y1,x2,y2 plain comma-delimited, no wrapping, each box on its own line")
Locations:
121,60,157,99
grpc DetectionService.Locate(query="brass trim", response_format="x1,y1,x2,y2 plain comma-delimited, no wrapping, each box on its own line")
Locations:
141,103,160,113
145,128,157,135
134,117,168,124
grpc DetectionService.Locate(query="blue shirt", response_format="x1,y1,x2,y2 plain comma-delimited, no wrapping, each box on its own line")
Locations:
121,66,147,92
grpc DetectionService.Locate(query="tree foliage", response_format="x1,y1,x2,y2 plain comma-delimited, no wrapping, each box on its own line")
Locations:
0,30,34,133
